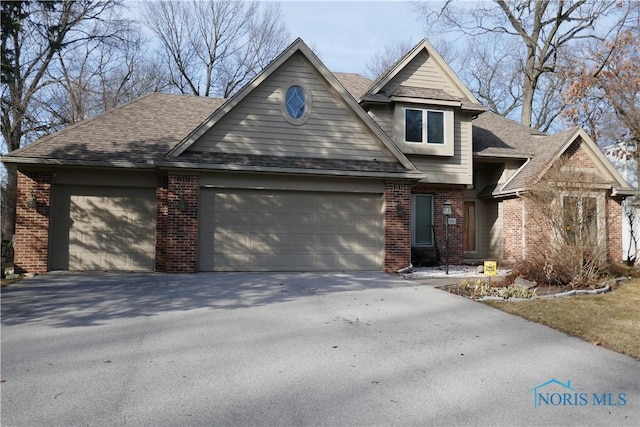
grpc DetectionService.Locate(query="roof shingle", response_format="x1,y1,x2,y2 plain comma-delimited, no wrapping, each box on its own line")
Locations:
9,92,225,163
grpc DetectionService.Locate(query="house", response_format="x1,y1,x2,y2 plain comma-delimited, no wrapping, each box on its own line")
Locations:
2,38,634,274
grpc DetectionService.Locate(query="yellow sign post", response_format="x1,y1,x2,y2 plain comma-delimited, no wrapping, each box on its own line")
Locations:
484,260,497,276
484,260,497,286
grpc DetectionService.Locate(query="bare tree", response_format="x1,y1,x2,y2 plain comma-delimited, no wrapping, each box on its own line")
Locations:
459,33,523,118
365,40,415,79
142,0,289,98
415,0,623,129
35,30,169,131
522,159,609,287
1,0,130,236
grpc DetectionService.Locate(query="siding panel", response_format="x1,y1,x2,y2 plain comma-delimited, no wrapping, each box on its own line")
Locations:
188,53,397,163
385,50,464,98
406,115,473,184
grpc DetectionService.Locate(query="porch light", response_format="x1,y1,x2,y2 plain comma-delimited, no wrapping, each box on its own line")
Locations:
26,194,37,209
442,202,452,216
178,195,188,212
395,201,406,216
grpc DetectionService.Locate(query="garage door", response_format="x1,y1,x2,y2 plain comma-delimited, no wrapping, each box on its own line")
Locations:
199,189,384,271
51,186,156,271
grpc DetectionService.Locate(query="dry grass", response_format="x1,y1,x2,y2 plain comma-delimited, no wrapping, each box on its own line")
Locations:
484,278,640,360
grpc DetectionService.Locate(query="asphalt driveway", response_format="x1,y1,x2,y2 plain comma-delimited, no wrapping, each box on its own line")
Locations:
1,271,638,426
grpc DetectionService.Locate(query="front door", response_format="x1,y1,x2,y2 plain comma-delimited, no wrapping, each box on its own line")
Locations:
464,201,476,252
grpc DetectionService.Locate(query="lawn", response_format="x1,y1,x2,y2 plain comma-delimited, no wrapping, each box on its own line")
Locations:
483,278,640,360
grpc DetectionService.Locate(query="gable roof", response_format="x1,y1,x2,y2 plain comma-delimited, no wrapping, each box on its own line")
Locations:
364,39,481,106
473,111,634,196
167,38,418,174
3,93,225,167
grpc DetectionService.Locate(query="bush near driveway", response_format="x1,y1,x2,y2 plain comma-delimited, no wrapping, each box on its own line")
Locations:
483,279,640,360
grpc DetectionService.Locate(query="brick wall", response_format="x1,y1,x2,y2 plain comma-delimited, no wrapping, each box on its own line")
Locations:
166,174,199,273
14,170,51,273
155,176,168,272
607,197,623,263
384,182,411,273
412,186,464,265
502,197,523,263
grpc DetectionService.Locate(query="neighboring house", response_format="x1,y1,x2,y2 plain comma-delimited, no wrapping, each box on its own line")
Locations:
1,38,634,274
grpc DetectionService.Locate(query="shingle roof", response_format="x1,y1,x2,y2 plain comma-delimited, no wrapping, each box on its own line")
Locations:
333,72,373,99
472,112,544,158
500,127,579,192
472,112,592,194
8,92,225,164
391,85,462,102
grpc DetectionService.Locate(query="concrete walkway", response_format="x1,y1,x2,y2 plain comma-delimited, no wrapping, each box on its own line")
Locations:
1,271,638,426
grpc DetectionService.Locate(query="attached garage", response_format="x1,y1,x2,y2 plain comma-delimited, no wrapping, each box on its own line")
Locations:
50,185,156,271
198,188,384,271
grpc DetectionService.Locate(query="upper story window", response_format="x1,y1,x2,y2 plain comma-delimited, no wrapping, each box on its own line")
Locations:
393,105,454,156
405,108,444,144
286,85,306,119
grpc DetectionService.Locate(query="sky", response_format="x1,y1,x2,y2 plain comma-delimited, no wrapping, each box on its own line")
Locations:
277,1,427,75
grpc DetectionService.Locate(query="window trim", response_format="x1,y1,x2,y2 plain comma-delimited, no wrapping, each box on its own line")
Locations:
281,83,312,125
557,192,606,246
404,108,445,145
395,104,454,156
411,194,434,247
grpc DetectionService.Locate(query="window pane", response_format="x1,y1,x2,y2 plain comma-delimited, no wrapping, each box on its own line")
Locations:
414,195,433,245
286,86,306,119
427,111,444,144
582,197,598,241
405,109,423,143
563,196,579,242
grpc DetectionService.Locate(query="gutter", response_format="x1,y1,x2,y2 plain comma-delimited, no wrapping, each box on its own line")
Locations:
0,156,156,169
155,160,426,180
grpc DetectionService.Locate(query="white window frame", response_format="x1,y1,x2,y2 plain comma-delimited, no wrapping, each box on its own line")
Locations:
395,105,454,156
404,108,446,145
411,194,434,247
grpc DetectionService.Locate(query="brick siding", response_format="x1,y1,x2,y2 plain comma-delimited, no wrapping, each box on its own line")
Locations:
607,197,623,263
384,182,411,273
14,171,51,273
166,174,199,273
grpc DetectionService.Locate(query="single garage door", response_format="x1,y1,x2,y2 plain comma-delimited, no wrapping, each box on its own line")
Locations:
50,186,156,271
199,189,384,271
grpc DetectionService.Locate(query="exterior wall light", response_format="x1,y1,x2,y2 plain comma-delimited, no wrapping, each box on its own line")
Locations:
442,202,452,216
396,201,406,216
26,194,37,209
178,195,188,212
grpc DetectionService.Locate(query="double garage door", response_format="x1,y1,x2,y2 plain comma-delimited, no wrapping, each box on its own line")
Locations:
199,189,384,271
50,186,384,272
50,186,156,271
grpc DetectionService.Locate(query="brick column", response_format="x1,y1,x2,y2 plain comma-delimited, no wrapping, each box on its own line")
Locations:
166,174,199,273
607,197,623,263
14,170,52,274
155,176,168,272
433,188,464,265
384,182,411,273
502,197,523,262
